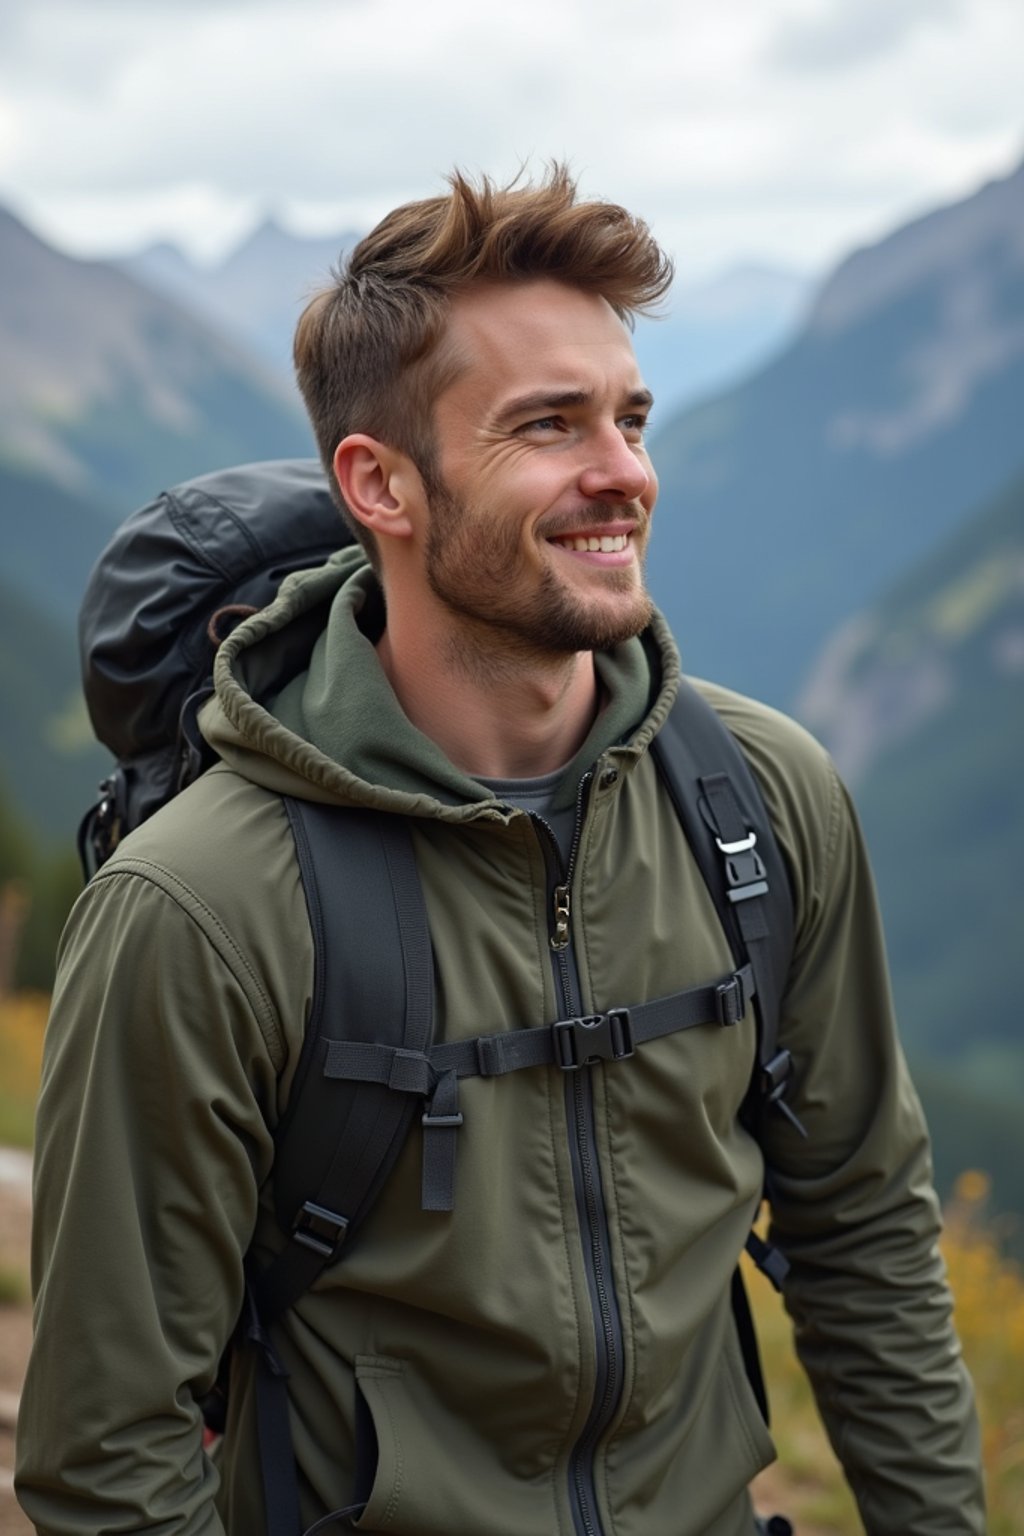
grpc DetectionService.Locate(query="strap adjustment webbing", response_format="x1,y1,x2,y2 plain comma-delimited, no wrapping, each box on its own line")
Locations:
242,1277,302,1536
744,1230,790,1292
696,766,804,1131
322,963,756,1213
421,1069,463,1213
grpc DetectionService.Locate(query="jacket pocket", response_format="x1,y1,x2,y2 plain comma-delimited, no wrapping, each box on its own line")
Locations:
350,1352,558,1535
353,1355,406,1531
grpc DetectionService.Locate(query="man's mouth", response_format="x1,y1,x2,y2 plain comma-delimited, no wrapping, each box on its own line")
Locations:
549,532,630,554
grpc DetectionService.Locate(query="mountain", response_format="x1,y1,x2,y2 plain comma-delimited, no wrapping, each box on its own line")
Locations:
0,570,109,844
647,155,1024,709
0,205,322,839
633,263,812,417
798,465,1024,788
800,468,1024,1093
0,205,314,515
122,217,362,380
124,225,814,416
0,458,114,625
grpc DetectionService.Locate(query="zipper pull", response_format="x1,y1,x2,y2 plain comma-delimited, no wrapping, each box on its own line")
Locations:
551,884,571,951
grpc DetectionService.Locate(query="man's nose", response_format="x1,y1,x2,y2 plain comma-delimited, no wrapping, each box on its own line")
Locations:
577,429,651,503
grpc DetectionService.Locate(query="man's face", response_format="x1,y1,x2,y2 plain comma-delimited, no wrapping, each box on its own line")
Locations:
420,278,658,659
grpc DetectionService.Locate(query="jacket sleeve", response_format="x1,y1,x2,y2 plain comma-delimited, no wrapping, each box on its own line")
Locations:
761,760,985,1535
15,865,284,1536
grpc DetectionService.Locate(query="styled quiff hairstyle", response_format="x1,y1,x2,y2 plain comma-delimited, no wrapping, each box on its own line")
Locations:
294,164,674,563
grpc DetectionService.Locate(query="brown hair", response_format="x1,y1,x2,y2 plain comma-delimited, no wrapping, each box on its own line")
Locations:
294,163,673,563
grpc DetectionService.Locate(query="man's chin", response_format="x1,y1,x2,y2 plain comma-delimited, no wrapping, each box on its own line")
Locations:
532,589,655,654
569,569,653,641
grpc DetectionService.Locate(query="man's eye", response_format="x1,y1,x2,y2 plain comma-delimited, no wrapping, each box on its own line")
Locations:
619,414,650,438
523,416,562,433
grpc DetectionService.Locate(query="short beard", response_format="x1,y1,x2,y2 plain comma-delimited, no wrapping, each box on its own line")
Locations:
425,485,653,672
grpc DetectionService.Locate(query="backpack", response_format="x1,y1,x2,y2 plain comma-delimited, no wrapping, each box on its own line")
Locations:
78,458,802,1536
78,459,343,877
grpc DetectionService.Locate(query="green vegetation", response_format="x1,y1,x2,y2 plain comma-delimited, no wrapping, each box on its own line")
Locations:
0,567,110,843
0,775,82,996
59,372,313,518
750,1174,1024,1535
914,1063,1024,1257
0,992,44,1150
814,470,1024,1244
849,473,1024,1079
861,659,1024,1068
0,455,114,620
0,1265,29,1307
862,466,1024,649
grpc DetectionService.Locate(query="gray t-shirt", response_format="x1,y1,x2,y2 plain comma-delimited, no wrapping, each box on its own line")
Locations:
477,766,577,868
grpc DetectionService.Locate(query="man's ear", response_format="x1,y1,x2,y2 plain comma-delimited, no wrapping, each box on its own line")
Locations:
333,435,425,543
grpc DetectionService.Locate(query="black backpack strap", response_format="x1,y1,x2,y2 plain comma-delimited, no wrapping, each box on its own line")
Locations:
652,679,801,1426
255,799,435,1324
247,800,433,1536
651,679,802,1139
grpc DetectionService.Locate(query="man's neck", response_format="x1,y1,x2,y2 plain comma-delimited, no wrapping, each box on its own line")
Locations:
375,616,600,780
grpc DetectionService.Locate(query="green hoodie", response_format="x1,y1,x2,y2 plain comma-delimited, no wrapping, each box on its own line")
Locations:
18,553,984,1536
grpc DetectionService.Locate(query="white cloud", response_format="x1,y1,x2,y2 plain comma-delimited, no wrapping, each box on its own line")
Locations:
769,0,964,72
0,0,1020,278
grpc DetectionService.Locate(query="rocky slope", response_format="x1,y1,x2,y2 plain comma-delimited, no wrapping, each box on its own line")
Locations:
0,206,313,514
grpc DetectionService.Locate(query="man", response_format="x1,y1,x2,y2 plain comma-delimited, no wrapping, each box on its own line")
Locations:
18,167,983,1535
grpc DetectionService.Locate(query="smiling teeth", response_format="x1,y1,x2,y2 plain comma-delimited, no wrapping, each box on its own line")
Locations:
556,534,629,552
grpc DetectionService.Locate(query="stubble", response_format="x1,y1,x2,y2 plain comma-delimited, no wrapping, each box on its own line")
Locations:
424,488,654,683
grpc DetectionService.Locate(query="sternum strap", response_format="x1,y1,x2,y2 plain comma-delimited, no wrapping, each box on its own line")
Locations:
322,962,756,1212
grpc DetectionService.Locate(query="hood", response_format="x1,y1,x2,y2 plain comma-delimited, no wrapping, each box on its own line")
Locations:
201,548,682,822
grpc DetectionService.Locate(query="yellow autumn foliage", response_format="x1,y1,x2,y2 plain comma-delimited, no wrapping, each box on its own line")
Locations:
2,995,1023,1529
0,990,46,1146
942,1172,1024,1529
748,1169,1023,1534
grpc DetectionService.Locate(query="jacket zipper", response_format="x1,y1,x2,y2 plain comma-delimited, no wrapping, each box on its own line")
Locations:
531,774,625,1536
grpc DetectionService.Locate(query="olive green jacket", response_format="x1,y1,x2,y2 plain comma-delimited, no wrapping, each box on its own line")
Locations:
18,553,983,1535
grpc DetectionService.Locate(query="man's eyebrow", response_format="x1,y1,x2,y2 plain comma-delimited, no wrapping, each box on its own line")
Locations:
492,390,591,428
492,386,655,429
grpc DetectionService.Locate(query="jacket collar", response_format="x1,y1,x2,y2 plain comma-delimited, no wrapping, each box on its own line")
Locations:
203,550,681,821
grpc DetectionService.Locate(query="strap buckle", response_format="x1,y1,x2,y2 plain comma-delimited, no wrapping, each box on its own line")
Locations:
760,1048,792,1102
715,971,749,1026
760,1050,809,1138
716,830,768,905
715,829,757,856
292,1200,350,1259
553,1008,634,1071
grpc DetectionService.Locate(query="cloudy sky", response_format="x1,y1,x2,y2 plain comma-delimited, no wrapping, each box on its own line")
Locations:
1,0,1021,283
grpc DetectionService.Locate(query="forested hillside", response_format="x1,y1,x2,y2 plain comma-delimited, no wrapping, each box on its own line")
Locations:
0,566,108,843
647,156,1024,708
805,470,1024,1085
